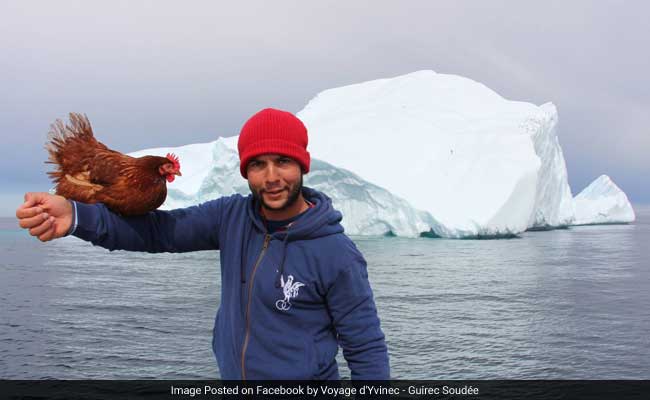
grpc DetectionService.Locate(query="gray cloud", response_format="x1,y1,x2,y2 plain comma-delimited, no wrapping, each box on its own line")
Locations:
1,0,648,215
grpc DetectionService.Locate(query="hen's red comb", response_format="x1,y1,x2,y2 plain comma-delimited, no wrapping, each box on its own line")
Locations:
166,153,180,170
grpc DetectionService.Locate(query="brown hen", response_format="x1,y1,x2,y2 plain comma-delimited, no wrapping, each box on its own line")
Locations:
45,113,182,216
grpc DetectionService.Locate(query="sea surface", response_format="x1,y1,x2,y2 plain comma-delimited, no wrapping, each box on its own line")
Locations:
1,206,649,379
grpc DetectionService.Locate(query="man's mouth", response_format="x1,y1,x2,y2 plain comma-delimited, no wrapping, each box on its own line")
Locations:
264,189,286,196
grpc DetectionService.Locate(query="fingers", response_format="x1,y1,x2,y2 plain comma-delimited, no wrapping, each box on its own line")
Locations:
37,221,57,242
15,192,59,242
23,192,36,207
18,211,50,229
16,192,48,218
22,192,46,208
29,216,55,239
16,205,45,220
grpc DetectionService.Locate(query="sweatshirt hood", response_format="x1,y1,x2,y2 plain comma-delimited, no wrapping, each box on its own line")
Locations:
241,186,344,286
246,186,344,240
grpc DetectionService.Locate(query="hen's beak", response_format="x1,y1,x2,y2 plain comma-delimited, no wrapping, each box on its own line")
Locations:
175,171,182,176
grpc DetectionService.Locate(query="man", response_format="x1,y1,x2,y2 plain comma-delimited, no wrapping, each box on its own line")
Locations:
15,108,390,380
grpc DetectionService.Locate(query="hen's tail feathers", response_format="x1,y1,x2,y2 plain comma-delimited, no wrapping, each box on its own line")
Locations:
45,113,101,184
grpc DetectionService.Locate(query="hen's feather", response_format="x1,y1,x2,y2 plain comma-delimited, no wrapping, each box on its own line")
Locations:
45,113,176,216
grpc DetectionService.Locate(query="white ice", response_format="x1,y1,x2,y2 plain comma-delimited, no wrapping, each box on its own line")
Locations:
298,70,575,237
572,175,636,225
128,70,635,238
129,136,434,237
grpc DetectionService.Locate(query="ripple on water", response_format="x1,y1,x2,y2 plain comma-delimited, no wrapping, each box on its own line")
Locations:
1,213,649,379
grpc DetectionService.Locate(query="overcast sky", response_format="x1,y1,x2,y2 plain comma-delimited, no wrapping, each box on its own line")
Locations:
1,0,648,216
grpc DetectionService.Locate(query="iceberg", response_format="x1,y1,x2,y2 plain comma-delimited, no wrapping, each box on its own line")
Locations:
128,137,435,237
298,70,576,237
126,71,634,238
572,175,636,225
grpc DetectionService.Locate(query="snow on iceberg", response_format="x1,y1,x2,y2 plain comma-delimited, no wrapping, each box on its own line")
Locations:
128,137,435,237
298,70,576,237
572,175,636,225
524,103,575,230
306,159,436,237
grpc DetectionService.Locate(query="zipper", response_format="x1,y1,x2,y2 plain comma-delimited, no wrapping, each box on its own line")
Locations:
240,233,271,381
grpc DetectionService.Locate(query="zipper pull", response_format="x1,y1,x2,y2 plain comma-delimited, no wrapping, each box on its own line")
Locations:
263,234,271,249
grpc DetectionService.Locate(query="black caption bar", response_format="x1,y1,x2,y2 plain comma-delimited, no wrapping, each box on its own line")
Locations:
1,380,649,400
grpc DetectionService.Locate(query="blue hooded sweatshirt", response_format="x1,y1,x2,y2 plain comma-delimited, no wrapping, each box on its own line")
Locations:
69,186,390,380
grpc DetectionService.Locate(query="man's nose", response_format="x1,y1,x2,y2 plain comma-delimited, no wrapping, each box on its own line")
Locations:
264,163,280,182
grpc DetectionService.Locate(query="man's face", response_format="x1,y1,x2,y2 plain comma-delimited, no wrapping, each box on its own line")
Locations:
246,154,303,213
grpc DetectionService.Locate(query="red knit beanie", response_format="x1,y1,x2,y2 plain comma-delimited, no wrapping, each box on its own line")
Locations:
237,108,311,178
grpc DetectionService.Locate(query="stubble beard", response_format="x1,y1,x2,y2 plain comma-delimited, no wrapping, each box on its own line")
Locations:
250,174,303,213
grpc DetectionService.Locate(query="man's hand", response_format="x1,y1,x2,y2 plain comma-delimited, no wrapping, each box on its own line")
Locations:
15,192,73,242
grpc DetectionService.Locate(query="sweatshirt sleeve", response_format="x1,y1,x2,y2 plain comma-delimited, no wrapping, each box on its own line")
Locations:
326,241,390,380
67,196,231,253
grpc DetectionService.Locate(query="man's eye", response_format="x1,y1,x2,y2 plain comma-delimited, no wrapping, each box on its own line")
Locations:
279,158,291,164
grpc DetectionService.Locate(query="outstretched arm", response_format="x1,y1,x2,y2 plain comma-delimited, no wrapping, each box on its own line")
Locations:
16,192,227,253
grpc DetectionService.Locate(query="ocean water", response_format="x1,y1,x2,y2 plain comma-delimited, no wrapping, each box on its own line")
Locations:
1,206,649,379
